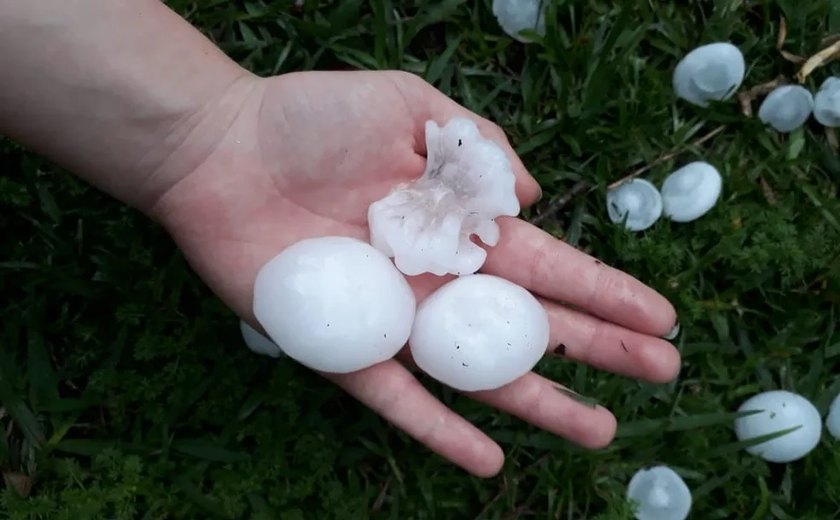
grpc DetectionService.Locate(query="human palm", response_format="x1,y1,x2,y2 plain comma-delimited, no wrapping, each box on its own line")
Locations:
154,70,681,477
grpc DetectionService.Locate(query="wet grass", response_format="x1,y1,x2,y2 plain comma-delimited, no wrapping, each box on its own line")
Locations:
2,0,840,518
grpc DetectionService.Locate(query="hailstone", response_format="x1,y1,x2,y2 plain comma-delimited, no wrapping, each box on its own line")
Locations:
240,320,285,358
368,118,519,277
673,42,746,107
734,390,822,463
409,274,549,392
492,0,547,43
606,178,663,232
626,465,692,520
253,236,416,374
758,85,814,133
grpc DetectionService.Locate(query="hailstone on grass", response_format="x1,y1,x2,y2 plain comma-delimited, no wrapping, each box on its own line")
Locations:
813,76,840,127
492,0,547,42
734,390,822,463
758,85,814,133
660,161,722,222
606,178,663,231
408,274,549,392
253,236,416,374
626,465,692,520
240,320,285,358
673,42,745,107
368,118,519,277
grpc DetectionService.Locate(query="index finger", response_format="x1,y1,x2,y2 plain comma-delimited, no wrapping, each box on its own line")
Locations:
481,217,677,337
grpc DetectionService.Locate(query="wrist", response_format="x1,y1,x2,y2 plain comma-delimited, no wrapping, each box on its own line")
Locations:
0,0,259,215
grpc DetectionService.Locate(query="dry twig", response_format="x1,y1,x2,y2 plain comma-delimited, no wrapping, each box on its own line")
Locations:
776,17,805,63
796,39,840,83
529,179,592,225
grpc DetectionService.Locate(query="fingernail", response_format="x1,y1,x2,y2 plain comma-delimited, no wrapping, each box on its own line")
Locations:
663,320,680,340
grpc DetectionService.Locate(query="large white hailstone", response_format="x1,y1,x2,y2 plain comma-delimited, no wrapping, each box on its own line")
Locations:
253,236,416,374
660,161,722,223
813,76,840,127
492,0,547,42
826,392,840,439
606,178,663,232
734,390,823,463
626,465,692,520
758,85,814,133
240,320,285,358
409,274,549,392
673,42,745,107
368,118,519,277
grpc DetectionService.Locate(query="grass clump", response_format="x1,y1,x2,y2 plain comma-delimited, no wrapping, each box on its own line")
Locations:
2,0,840,518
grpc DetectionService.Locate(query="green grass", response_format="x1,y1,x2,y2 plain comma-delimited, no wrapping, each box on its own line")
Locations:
2,0,840,518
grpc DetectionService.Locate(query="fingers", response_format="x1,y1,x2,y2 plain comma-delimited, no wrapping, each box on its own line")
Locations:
541,298,681,383
324,359,505,478
465,372,618,449
482,218,677,337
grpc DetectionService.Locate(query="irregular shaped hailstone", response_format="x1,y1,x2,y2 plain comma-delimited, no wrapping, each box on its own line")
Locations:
813,76,840,127
734,390,822,463
606,178,663,231
660,161,722,222
253,236,416,374
240,320,285,358
673,42,745,107
409,274,549,392
758,85,814,132
827,393,840,439
492,0,546,42
368,118,519,277
626,465,692,520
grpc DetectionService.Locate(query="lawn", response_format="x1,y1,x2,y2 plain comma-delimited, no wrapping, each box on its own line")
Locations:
2,0,840,518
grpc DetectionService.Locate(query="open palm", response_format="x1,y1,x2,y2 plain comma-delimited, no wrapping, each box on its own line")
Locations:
153,70,681,477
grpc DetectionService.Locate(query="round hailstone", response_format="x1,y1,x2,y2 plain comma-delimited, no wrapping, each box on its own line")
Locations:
409,274,549,392
606,178,663,231
758,85,814,133
660,161,722,223
240,320,285,358
492,0,546,42
626,465,692,520
368,118,519,277
253,236,416,374
673,42,745,107
733,390,823,463
813,76,840,127
826,393,840,439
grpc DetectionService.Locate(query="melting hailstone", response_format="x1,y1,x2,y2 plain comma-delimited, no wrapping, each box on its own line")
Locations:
240,320,285,358
368,118,519,277
253,236,416,374
492,0,546,42
826,392,840,440
733,390,822,463
409,274,549,392
606,178,663,232
660,161,722,223
673,42,745,107
758,85,814,133
626,465,692,520
813,76,840,128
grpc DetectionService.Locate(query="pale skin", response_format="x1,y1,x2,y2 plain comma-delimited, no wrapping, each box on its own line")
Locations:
1,1,681,477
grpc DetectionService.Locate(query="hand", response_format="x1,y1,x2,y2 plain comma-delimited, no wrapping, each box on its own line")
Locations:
151,70,681,477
